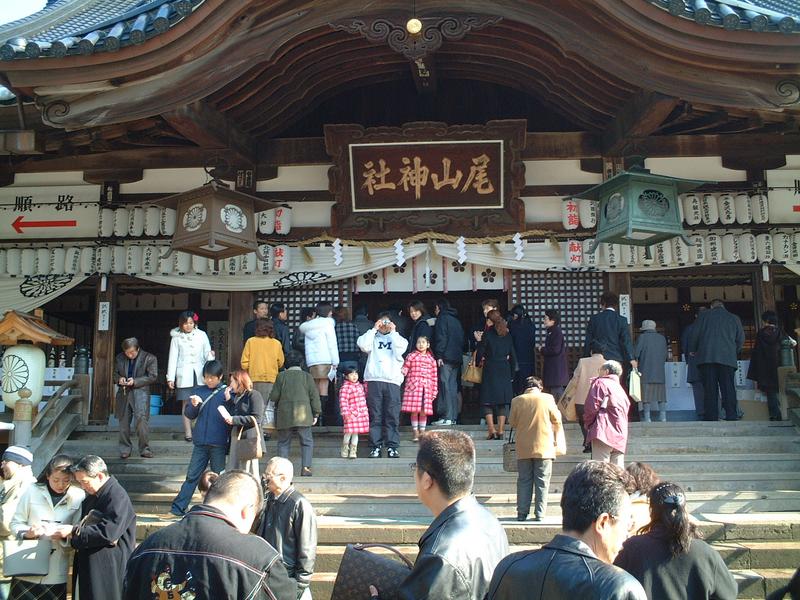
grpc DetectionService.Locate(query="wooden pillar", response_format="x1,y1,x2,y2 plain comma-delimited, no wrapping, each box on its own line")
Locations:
90,276,116,423
753,265,776,324
228,291,252,374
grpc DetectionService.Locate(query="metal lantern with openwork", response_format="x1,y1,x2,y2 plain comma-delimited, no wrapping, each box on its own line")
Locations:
152,180,278,265
579,167,709,253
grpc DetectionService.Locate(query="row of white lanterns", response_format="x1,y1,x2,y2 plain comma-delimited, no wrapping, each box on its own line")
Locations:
98,206,294,237
561,193,769,231
565,230,798,268
0,244,293,277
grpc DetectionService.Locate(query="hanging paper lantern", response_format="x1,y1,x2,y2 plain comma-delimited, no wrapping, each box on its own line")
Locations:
756,233,773,263
582,239,598,267
224,255,240,275
240,252,257,274
191,254,207,275
601,243,621,267
564,240,583,268
35,248,51,275
561,198,580,230
751,194,769,224
259,209,276,235
274,245,292,271
158,248,173,274
688,234,706,265
738,233,757,263
141,246,159,275
128,207,145,237
49,248,66,275
701,194,719,225
579,199,597,228
144,206,161,236
717,193,736,225
160,208,177,236
99,208,115,237
64,247,81,274
0,249,6,275
96,247,113,273
721,233,738,262
113,207,129,237
258,245,274,273
80,247,96,274
793,232,800,263
621,245,638,267
637,245,655,267
20,249,36,276
671,237,689,265
173,251,191,275
773,232,791,263
5,249,21,276
274,206,293,235
734,193,753,224
126,245,142,274
207,258,220,275
682,193,702,226
655,241,673,267
705,234,722,264
112,245,127,273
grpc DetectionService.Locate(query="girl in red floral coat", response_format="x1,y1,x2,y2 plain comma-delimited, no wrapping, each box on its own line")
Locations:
401,336,439,441
338,367,370,459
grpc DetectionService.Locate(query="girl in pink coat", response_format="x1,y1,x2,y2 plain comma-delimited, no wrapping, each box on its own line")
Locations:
338,367,369,459
401,336,439,441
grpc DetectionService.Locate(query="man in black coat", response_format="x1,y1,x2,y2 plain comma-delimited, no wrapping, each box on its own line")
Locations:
71,455,137,600
114,337,158,459
270,302,293,356
125,470,297,600
583,292,635,368
243,300,270,343
432,299,465,426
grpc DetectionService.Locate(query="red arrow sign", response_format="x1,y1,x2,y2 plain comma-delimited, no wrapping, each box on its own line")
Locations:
12,215,77,234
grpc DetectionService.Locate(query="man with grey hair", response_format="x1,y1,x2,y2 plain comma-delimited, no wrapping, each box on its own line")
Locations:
70,455,136,600
256,457,318,599
583,361,631,467
114,336,158,458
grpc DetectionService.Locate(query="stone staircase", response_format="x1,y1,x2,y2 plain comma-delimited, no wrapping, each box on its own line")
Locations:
62,421,800,599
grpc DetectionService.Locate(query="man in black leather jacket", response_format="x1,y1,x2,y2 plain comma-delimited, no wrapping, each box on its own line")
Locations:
257,457,318,599
370,430,508,600
487,461,647,600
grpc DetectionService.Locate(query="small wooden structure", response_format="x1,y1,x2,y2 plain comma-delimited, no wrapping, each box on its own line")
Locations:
0,310,73,347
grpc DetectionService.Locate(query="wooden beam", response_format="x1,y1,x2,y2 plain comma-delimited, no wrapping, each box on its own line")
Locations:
83,168,143,184
161,100,257,166
227,291,251,375
602,91,680,156
12,147,238,173
523,132,601,159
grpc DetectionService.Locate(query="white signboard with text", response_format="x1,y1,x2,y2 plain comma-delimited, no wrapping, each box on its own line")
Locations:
766,169,800,223
0,186,100,239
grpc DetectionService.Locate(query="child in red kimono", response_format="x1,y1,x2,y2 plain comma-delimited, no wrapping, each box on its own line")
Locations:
338,367,369,459
401,336,439,441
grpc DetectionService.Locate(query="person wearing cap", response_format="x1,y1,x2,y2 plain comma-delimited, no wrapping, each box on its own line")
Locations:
0,446,36,600
633,320,669,422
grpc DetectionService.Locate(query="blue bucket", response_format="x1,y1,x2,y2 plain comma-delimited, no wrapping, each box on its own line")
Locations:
149,394,163,416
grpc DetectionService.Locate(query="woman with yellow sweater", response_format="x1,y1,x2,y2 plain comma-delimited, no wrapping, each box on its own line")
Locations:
241,318,285,405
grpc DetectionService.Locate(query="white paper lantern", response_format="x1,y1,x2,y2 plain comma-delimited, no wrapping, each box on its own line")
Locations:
259,210,276,235
621,245,638,267
561,198,580,230
112,246,127,273
2,345,45,409
773,232,791,263
655,241,673,267
682,193,702,226
99,208,115,237
96,247,113,273
637,245,655,267
581,239,598,267
49,248,65,275
173,251,191,275
564,240,583,268
721,233,738,262
734,193,753,224
113,208,129,237
158,248,173,274
600,243,620,267
160,208,177,236
275,245,292,272
240,252,257,274
688,234,706,265
35,248,51,275
717,193,736,225
20,249,36,276
128,207,145,237
705,234,722,264
738,233,757,263
756,233,773,263
701,194,719,225
144,206,161,236
141,246,159,275
80,247,96,274
258,245,274,273
671,237,689,265
207,257,220,275
274,206,293,235
63,247,81,274
578,200,597,228
793,232,800,263
4,249,19,276
191,254,207,275
0,250,6,275
751,194,769,224
126,246,142,274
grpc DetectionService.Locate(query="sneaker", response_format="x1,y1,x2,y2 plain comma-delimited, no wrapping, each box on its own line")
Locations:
430,419,450,426
369,447,382,458
301,467,312,477
387,448,399,458
516,514,527,522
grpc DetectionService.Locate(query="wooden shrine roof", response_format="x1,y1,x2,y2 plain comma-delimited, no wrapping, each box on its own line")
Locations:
647,0,799,33
0,310,74,346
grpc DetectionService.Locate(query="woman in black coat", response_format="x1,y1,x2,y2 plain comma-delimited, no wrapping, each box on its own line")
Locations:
540,309,569,399
508,304,536,394
406,300,433,357
478,310,517,440
223,369,265,477
615,481,737,600
747,310,792,421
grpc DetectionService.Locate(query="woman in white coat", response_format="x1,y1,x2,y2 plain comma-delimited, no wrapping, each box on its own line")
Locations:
167,310,214,441
298,302,339,423
10,455,84,600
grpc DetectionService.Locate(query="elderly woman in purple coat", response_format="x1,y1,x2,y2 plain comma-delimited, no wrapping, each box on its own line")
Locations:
540,309,569,399
584,360,631,467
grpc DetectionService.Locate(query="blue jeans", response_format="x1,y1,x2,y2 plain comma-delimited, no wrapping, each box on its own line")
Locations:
517,458,553,519
437,362,460,422
172,444,226,514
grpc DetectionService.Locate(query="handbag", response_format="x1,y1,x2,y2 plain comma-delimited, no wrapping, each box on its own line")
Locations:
264,400,277,431
235,416,263,461
557,377,578,422
629,369,642,403
503,429,517,473
462,352,483,385
2,538,51,577
331,543,413,600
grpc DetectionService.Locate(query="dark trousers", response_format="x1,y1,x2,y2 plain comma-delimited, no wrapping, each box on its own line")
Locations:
765,390,781,419
516,458,553,520
367,381,401,450
277,426,314,468
699,363,737,421
437,362,460,421
118,393,151,455
690,381,705,419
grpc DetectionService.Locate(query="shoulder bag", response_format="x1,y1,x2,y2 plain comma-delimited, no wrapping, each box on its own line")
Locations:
462,351,483,385
234,415,263,461
331,542,413,600
190,386,224,429
503,429,517,473
3,538,51,577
